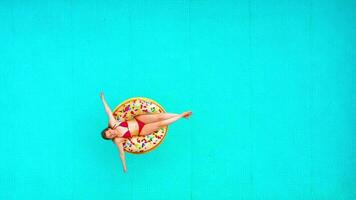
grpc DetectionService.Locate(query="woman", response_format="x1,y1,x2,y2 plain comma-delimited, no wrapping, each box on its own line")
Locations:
100,92,192,173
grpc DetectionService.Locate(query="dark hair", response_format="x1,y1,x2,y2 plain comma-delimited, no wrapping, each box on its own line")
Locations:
101,127,111,140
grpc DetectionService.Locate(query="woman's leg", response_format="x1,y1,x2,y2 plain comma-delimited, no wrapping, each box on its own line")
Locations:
135,113,179,124
139,113,187,136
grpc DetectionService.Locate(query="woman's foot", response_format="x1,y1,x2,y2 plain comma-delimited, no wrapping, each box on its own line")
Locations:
182,111,193,119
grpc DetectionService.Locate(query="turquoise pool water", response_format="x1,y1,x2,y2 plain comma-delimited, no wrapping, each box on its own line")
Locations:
0,0,355,199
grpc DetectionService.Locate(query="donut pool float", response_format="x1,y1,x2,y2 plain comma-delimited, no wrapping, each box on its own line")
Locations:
112,97,168,154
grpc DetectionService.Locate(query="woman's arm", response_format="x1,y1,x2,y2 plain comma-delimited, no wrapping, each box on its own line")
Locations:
114,139,128,173
100,92,117,128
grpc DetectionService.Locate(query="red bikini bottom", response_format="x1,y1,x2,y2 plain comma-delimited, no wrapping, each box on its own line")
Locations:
135,118,145,135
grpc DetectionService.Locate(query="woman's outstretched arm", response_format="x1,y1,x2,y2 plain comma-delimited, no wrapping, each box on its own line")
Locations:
114,139,128,173
100,92,117,127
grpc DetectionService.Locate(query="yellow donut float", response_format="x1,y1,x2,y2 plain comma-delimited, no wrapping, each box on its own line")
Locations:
112,97,168,154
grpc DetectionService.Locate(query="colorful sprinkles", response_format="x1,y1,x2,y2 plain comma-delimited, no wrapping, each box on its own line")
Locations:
112,97,168,154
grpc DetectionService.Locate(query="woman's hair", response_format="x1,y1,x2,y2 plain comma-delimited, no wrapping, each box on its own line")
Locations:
101,127,111,140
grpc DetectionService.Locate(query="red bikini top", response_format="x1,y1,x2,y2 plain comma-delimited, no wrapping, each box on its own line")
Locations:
113,122,132,139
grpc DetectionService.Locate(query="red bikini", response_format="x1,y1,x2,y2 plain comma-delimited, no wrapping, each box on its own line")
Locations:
113,118,145,139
